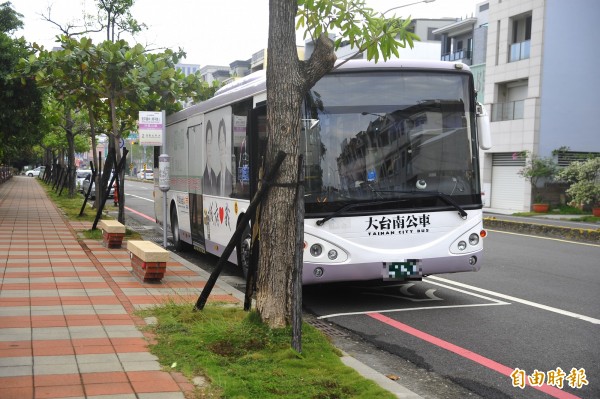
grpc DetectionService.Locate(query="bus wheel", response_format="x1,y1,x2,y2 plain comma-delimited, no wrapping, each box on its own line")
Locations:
237,224,251,278
171,208,184,251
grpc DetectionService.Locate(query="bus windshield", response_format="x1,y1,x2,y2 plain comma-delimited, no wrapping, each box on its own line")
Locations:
302,70,481,215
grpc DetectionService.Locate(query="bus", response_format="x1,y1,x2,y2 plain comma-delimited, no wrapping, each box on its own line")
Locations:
154,59,492,285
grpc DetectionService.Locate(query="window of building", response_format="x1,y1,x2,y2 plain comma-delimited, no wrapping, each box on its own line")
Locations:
491,80,527,122
479,3,489,12
427,28,441,41
509,14,532,62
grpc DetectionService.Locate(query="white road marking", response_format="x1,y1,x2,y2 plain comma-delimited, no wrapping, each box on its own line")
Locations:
429,276,600,325
317,282,509,319
363,288,443,302
125,193,154,202
487,228,600,247
317,302,508,320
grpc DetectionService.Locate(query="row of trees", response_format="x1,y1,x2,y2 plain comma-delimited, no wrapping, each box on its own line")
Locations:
5,0,421,336
6,0,219,223
0,2,43,169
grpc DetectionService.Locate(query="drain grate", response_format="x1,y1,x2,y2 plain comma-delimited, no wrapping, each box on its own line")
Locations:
305,317,347,338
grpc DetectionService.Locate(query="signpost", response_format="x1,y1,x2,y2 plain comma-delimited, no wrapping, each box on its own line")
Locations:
138,110,168,247
159,153,170,248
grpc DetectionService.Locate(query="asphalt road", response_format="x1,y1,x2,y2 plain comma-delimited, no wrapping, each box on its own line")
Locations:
303,230,599,399
114,180,600,399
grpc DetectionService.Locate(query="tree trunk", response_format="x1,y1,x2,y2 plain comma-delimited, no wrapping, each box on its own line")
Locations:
65,107,76,198
256,0,302,328
109,96,126,224
256,0,336,328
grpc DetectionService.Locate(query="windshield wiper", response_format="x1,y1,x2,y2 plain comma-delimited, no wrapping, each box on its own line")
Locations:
315,191,468,226
315,200,406,226
372,190,468,219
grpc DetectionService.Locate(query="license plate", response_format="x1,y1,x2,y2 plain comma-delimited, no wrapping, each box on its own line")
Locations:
383,260,421,280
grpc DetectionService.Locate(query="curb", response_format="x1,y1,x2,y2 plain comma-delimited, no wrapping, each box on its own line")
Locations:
483,217,600,244
340,354,424,399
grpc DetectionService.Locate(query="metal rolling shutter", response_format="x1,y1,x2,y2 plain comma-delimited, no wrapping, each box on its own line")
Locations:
490,153,527,211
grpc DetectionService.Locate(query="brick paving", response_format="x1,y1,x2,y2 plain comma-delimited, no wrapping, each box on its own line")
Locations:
0,176,242,399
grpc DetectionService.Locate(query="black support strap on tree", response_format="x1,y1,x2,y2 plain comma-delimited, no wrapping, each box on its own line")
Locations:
92,148,129,230
195,150,287,311
291,154,305,353
79,161,96,217
244,164,263,311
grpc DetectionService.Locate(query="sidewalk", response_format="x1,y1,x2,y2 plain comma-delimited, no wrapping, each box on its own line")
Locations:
0,176,423,399
0,177,241,399
483,210,600,243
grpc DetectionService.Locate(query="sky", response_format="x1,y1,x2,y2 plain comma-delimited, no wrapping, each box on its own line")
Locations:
13,0,480,66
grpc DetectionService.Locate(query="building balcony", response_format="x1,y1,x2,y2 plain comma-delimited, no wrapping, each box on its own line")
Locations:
441,49,472,64
491,100,525,122
509,40,530,62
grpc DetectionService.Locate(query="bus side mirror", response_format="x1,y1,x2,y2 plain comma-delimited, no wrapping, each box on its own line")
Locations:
476,102,492,150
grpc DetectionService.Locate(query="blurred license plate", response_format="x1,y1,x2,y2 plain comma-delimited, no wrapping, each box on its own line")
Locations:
383,260,421,280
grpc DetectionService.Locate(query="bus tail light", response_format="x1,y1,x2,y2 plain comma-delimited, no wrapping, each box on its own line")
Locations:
480,229,487,238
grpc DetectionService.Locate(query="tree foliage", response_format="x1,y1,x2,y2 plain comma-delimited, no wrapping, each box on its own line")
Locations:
296,0,419,62
0,1,22,33
17,32,217,212
94,0,146,42
558,157,600,206
0,2,43,164
517,151,558,202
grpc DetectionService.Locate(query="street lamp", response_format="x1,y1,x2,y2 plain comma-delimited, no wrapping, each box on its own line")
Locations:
383,0,436,15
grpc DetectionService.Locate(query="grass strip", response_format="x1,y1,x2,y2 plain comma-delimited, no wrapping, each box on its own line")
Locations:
140,302,396,399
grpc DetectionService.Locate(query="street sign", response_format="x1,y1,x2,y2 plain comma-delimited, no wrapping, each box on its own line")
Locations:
139,111,163,146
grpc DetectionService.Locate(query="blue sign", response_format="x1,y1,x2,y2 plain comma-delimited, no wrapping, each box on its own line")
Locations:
238,165,250,183
367,169,376,182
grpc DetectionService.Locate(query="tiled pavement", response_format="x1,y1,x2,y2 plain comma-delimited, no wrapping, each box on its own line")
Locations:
0,176,242,399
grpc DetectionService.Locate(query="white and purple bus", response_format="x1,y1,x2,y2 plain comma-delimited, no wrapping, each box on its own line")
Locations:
154,59,492,285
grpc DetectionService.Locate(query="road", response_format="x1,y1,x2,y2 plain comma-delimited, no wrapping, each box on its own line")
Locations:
304,230,599,399
115,179,600,399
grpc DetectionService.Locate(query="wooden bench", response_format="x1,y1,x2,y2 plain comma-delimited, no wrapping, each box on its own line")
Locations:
127,240,170,283
99,220,126,248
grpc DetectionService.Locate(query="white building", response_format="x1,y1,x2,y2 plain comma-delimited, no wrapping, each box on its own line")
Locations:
436,0,600,213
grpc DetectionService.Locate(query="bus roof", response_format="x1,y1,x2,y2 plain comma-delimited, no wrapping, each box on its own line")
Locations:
167,59,471,126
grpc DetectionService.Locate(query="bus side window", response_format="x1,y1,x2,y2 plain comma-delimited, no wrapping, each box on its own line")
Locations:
232,101,252,199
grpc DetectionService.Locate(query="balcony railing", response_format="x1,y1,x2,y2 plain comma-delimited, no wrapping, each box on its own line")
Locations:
441,49,472,62
509,40,530,62
491,100,525,121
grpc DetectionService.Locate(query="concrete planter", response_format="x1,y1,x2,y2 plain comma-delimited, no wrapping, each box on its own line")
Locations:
99,220,126,248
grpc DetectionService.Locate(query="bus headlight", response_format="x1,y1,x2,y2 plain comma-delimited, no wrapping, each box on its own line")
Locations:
310,244,323,257
469,233,480,246
303,232,348,263
457,241,467,251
